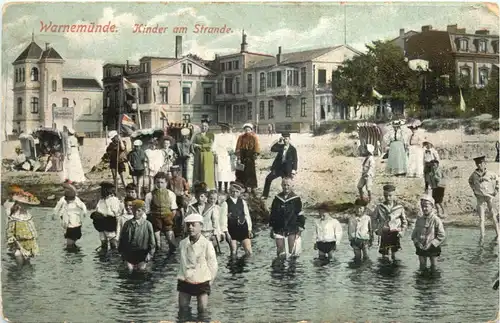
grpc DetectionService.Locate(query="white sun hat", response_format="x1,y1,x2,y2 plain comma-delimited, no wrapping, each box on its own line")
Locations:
184,213,203,223
242,123,253,130
133,139,142,146
108,130,118,139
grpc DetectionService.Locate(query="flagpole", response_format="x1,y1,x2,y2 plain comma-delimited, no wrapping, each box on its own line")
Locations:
116,75,123,194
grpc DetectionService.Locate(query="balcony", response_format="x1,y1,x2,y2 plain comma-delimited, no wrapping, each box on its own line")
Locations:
266,85,302,98
215,92,245,102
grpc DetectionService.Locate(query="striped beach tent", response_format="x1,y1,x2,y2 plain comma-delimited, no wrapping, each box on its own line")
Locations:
357,122,383,156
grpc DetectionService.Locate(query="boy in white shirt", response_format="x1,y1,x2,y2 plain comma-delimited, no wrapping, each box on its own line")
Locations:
348,198,373,262
177,213,218,315
54,183,87,249
357,144,375,202
313,207,343,260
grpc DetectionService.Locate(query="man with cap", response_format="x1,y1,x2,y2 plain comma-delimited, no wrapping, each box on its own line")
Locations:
106,130,128,188
53,182,87,249
119,199,156,272
372,184,407,262
423,141,440,191
357,143,376,202
173,128,195,187
219,181,253,257
128,139,147,198
262,132,298,200
177,213,218,315
235,123,261,193
468,156,499,240
411,195,446,271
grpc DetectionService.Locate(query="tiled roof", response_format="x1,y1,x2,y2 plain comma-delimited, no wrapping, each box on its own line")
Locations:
14,42,43,62
247,46,343,69
63,78,102,90
41,47,63,60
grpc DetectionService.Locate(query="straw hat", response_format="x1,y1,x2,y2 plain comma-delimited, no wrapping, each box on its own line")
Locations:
184,213,204,223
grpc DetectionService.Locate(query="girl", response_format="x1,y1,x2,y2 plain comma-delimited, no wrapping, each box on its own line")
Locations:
406,125,425,178
91,181,123,252
214,125,236,193
145,139,163,192
348,198,373,262
54,183,87,249
411,195,446,271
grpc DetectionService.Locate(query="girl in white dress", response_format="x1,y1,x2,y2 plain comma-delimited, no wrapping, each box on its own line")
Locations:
214,128,236,193
406,126,425,178
63,128,86,183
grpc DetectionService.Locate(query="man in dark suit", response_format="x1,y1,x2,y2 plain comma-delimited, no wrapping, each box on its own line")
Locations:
261,132,298,199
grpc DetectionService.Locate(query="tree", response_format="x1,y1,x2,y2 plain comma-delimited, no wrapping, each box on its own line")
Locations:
462,68,499,117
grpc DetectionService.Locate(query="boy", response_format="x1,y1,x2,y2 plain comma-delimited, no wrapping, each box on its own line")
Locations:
423,141,440,192
357,144,375,201
312,207,342,260
117,183,139,238
269,177,305,258
411,195,446,271
167,165,190,215
348,198,373,262
160,137,176,175
219,182,253,257
186,188,221,251
128,140,146,198
468,156,499,241
372,184,408,262
119,199,156,272
53,183,87,249
144,172,179,251
428,160,446,219
177,213,218,315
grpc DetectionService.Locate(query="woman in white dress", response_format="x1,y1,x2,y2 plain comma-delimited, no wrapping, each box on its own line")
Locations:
215,126,236,193
63,128,86,183
406,126,425,178
144,139,164,192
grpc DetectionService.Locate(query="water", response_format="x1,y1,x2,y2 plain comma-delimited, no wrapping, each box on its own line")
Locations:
2,208,499,323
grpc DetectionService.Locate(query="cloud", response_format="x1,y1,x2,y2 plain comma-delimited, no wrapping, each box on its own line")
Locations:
147,7,210,26
64,58,105,84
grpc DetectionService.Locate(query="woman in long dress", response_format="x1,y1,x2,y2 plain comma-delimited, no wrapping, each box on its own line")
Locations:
192,121,216,191
235,123,260,193
385,120,408,176
63,128,86,183
6,198,39,265
406,126,425,178
214,126,236,193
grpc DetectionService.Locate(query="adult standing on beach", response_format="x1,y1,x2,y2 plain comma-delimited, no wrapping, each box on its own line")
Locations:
173,128,195,187
235,123,260,193
214,125,236,193
63,128,86,183
106,131,128,188
406,125,424,178
385,120,408,176
192,120,217,191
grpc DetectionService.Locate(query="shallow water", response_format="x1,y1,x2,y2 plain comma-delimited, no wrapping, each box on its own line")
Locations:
2,208,499,323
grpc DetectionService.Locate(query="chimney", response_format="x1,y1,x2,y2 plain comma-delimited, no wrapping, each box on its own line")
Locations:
475,29,490,35
175,36,182,59
277,46,282,64
421,25,432,32
447,24,457,33
240,30,248,53
45,42,50,50
126,60,129,70
399,28,405,38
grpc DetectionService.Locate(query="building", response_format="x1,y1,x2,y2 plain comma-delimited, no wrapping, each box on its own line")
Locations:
215,33,361,132
406,24,499,87
390,28,419,54
12,36,103,134
102,36,218,130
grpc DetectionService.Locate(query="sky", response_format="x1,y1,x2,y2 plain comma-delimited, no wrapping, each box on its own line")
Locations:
1,2,499,131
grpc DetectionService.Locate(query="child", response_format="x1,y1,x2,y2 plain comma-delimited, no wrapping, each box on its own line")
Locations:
53,183,87,249
348,198,373,262
118,199,156,272
312,207,342,260
160,137,176,175
428,160,446,218
145,171,179,251
372,184,408,262
269,177,305,258
145,139,163,192
186,187,221,251
219,182,253,257
91,182,123,252
117,183,139,238
128,140,146,198
357,144,375,201
411,195,446,271
177,213,218,315
423,141,440,191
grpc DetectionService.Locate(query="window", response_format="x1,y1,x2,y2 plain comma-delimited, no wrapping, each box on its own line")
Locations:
234,60,239,70
22,68,25,82
247,102,253,120
259,101,265,120
478,40,487,53
287,70,293,86
187,63,192,74
318,69,327,85
142,86,149,103
17,98,22,115
217,80,223,94
62,98,69,107
30,67,39,81
459,39,469,51
182,87,191,104
83,98,92,115
267,72,272,88
52,80,57,92
259,72,266,92
52,103,56,109
160,87,168,103
30,97,39,114
460,68,471,85
276,71,282,87
225,78,233,94
182,63,186,74
479,69,489,86
220,63,225,71
227,62,232,71
286,98,292,117
182,63,193,74
114,87,119,108
268,100,274,119
327,105,331,113
247,74,253,93
203,87,212,105
15,69,18,83
301,67,306,88
320,105,325,119
493,41,499,54
235,77,240,94
293,70,299,86
301,98,307,117
182,114,191,123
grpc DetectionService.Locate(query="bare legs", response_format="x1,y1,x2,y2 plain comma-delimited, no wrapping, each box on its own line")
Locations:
418,256,437,271
126,261,147,272
111,169,126,188
155,230,176,251
353,246,369,262
132,175,144,199
230,239,252,257
477,196,500,242
179,292,208,314
275,234,299,258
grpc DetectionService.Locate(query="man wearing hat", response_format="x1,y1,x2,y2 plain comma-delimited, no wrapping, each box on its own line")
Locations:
468,156,499,240
173,128,195,187
357,143,376,202
235,123,261,193
423,141,440,191
128,139,147,198
177,213,218,314
262,132,298,200
106,130,128,188
118,199,156,272
372,184,407,262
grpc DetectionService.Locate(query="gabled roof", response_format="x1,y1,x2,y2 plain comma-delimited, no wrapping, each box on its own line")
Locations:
14,42,43,62
151,56,216,75
390,30,419,42
63,78,102,90
41,47,63,60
